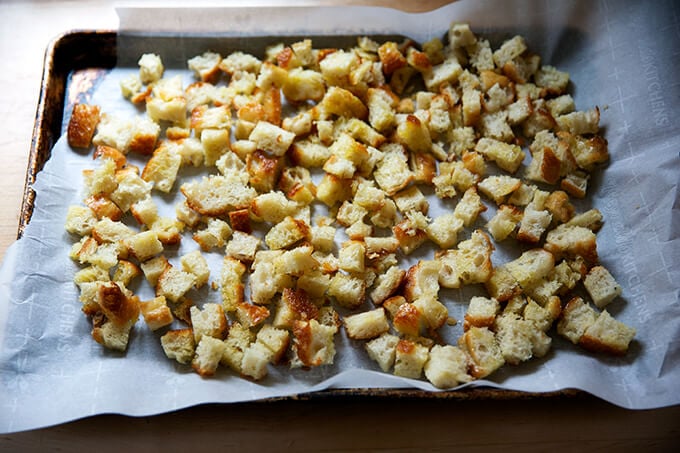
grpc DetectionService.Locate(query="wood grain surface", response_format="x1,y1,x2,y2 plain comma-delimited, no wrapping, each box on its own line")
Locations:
0,1,678,451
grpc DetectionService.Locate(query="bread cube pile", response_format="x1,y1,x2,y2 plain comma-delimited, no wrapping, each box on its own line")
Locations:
65,23,635,386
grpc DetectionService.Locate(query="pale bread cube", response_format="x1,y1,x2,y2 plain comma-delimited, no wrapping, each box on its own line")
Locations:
557,296,597,344
180,250,210,288
394,339,429,379
161,329,195,364
583,265,622,309
138,53,164,83
458,326,504,378
192,336,227,377
343,308,390,340
139,296,174,330
157,266,196,303
225,231,261,262
424,345,472,388
291,319,337,367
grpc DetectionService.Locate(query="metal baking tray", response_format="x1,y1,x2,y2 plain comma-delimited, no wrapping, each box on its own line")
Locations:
24,30,580,403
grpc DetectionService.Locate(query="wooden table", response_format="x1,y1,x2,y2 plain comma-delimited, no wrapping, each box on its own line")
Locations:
1,1,678,450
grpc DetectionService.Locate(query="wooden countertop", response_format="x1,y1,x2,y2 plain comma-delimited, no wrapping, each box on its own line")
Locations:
0,1,678,450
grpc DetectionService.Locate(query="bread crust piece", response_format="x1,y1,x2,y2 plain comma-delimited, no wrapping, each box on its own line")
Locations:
68,103,101,148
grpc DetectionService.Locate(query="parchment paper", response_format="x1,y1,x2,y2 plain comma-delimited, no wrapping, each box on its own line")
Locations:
1,0,679,434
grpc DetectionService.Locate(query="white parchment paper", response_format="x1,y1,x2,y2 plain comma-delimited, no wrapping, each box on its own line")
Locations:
1,0,679,433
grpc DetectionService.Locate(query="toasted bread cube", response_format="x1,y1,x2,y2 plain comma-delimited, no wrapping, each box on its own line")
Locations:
256,324,290,364
365,333,399,372
138,53,164,83
315,173,352,206
91,318,134,352
157,266,196,303
179,250,210,288
424,213,463,250
250,191,300,224
517,205,552,244
459,326,504,378
425,345,472,388
453,187,486,226
393,216,428,256
557,296,598,344
248,121,296,157
65,205,98,236
274,245,318,276
140,296,174,331
140,255,170,287
220,322,254,373
394,339,429,379
424,56,463,91
141,145,182,193
486,205,522,242
393,186,428,216
161,329,196,364
534,65,569,95
291,319,337,367
392,302,422,337
580,310,636,355
182,175,257,217
403,260,441,302
129,197,157,226
199,128,230,166
461,88,482,126
343,308,389,340
412,296,448,330
192,336,227,377
225,231,261,262
96,281,140,326
464,296,500,331
310,225,336,253
193,218,233,251
367,87,397,133
338,241,366,273
437,230,494,289
559,210,601,235
327,273,366,309
484,265,521,302
583,266,622,309
188,51,222,82
369,266,405,305
219,256,246,312
493,35,527,69
289,139,331,168
494,313,536,365
68,103,101,148
125,230,163,262
369,198,398,228
544,224,598,263
234,302,270,329
282,67,326,102
265,216,311,250
112,260,141,287
373,147,413,196
475,137,525,174
190,303,227,343
395,114,432,154
364,236,399,259
505,248,555,289
570,135,609,171
273,288,319,330
295,270,330,300
239,342,274,380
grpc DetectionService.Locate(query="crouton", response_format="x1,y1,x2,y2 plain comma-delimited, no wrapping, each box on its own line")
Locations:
458,326,504,378
181,175,256,216
557,296,598,344
343,308,390,340
327,273,366,310
68,103,101,148
394,339,430,379
505,248,555,289
424,345,472,388
156,266,196,303
580,310,636,355
291,319,337,367
139,296,174,331
192,336,227,377
464,296,500,330
366,332,400,372
583,265,622,309
426,213,464,249
265,216,311,250
161,329,196,364
437,230,494,289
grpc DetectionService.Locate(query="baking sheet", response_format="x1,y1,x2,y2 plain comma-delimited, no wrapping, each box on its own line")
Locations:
1,0,679,434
